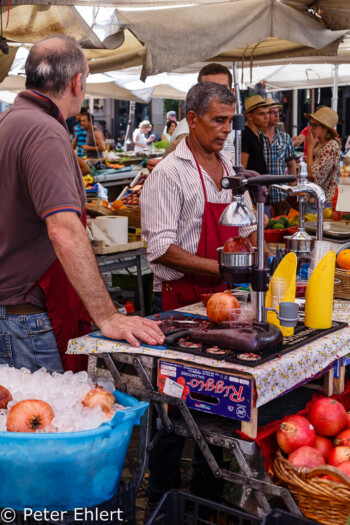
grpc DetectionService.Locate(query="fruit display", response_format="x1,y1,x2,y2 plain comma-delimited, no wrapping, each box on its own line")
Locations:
274,397,350,483
336,249,350,270
121,171,149,206
0,368,125,433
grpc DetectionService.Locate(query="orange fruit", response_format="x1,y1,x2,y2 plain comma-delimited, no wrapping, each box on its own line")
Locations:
101,200,109,208
111,199,123,210
337,249,350,270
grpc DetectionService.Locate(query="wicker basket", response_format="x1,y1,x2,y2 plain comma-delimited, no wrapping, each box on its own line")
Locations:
273,450,350,525
334,267,350,300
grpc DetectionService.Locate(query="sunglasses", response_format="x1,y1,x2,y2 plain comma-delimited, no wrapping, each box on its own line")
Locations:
310,122,323,129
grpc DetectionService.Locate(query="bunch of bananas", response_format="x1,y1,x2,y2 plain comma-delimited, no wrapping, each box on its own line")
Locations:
304,213,317,222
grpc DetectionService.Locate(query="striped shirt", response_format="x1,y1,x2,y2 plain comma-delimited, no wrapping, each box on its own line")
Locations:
262,127,296,203
141,139,257,292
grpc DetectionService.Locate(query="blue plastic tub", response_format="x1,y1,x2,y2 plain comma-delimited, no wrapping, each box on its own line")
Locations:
0,390,148,511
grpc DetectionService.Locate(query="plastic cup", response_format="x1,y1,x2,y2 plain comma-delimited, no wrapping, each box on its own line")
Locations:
231,289,249,305
309,240,332,273
270,276,287,308
296,278,308,298
229,306,254,328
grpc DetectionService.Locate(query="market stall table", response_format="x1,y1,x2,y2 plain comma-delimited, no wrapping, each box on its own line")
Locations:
67,301,350,515
94,244,147,316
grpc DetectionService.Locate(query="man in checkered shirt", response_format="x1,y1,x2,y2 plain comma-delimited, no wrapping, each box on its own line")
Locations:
262,97,297,215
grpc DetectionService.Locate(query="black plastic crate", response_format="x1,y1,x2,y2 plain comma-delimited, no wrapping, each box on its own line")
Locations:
262,509,318,525
0,482,135,525
145,490,261,525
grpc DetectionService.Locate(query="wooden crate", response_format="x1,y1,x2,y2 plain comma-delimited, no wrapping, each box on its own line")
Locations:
91,239,145,255
114,206,141,228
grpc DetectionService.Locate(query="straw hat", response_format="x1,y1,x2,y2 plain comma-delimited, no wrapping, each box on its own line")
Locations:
244,95,269,115
265,97,282,109
304,107,338,134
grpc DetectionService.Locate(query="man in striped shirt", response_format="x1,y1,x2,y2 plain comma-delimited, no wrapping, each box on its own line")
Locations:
142,81,272,510
141,82,269,313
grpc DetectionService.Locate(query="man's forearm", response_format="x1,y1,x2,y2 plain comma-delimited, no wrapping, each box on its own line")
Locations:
46,213,118,326
248,230,273,257
155,244,220,278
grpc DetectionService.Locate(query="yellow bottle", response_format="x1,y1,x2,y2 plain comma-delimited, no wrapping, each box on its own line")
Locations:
266,252,297,336
304,252,335,329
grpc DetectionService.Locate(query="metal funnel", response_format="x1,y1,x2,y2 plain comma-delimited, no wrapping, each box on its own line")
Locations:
219,195,257,227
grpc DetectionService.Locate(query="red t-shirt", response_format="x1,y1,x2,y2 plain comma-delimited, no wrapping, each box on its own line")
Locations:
300,125,310,156
0,90,86,306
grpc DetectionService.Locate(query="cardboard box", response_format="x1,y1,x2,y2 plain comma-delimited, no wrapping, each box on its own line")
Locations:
158,359,253,422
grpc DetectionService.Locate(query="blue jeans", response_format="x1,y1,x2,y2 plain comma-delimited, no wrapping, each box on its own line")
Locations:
0,307,63,373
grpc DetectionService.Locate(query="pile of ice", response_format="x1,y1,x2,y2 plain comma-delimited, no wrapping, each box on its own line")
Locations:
0,366,121,433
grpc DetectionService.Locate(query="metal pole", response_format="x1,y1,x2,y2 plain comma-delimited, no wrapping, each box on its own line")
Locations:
232,61,242,166
256,202,266,323
123,101,136,151
292,89,298,137
332,64,339,112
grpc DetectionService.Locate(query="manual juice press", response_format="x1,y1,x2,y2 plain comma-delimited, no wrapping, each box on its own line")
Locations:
281,161,326,270
216,169,299,350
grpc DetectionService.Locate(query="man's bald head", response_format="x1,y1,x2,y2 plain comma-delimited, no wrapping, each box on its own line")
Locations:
25,36,87,97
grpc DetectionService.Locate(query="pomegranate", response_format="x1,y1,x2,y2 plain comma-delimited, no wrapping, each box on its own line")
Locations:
288,446,325,469
328,446,350,466
309,398,347,437
206,291,240,324
82,386,115,413
346,412,350,428
276,415,316,454
7,400,55,433
335,428,350,448
0,385,12,408
326,461,350,482
313,435,333,461
223,236,253,253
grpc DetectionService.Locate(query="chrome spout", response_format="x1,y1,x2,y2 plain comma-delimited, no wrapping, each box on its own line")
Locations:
272,182,326,241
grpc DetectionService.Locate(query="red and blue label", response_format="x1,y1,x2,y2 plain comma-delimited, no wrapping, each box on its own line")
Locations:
158,360,252,421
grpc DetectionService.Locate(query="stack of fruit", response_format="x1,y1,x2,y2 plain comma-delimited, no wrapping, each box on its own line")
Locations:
121,172,149,206
276,398,350,479
264,215,298,242
266,215,297,230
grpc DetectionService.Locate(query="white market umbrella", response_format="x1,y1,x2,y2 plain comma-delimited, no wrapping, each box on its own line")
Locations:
0,91,16,104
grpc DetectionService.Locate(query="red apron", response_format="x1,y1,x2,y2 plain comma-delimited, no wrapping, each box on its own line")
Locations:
35,211,91,372
162,146,239,311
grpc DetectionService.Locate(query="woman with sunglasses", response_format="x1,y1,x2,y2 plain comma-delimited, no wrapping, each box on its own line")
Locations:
304,107,341,214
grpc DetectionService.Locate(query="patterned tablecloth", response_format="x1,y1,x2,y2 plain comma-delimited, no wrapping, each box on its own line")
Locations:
67,300,350,408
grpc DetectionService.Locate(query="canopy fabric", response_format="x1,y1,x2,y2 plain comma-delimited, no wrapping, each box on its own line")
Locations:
0,47,17,83
283,1,350,31
113,0,348,78
0,69,190,102
2,6,108,48
244,63,350,91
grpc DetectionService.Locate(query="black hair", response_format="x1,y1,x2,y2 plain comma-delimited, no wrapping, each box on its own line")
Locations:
198,63,233,89
186,82,236,118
